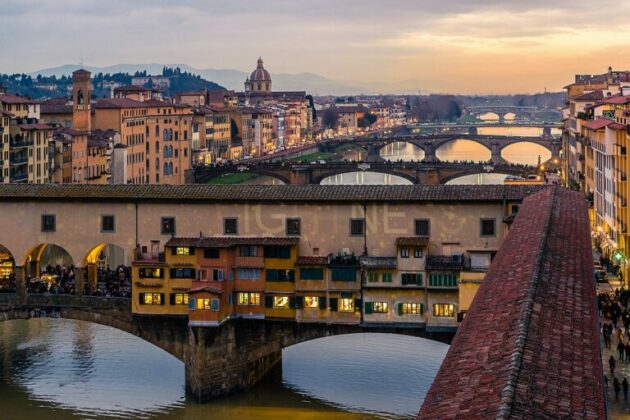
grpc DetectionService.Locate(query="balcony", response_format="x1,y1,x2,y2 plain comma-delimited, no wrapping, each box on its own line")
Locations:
234,255,264,269
10,138,33,149
329,253,360,268
10,156,28,166
10,172,27,182
426,254,464,271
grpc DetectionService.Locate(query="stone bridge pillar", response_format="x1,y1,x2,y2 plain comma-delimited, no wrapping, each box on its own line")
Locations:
14,266,26,301
289,167,313,184
366,145,384,163
185,320,291,402
498,113,505,124
75,266,84,297
422,141,437,163
468,126,478,136
543,127,552,137
416,168,440,185
490,142,503,164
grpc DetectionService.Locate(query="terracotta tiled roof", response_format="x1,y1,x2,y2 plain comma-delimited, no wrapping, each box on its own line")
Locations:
295,256,329,265
608,122,627,130
0,94,34,104
583,118,615,130
95,97,145,109
0,110,13,117
418,187,605,419
395,237,430,247
0,184,547,203
165,236,299,248
17,123,52,130
573,90,604,101
601,94,630,105
189,286,223,294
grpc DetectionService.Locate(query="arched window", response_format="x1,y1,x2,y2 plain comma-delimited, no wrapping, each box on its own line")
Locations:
163,162,168,175
155,158,160,171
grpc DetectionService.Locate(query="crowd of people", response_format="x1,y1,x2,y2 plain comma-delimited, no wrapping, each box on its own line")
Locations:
599,288,630,404
85,265,131,298
0,273,16,293
1,264,134,297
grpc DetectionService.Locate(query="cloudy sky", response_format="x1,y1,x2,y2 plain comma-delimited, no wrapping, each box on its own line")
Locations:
2,0,630,94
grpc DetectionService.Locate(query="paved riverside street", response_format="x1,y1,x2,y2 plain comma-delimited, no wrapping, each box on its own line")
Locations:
598,277,630,418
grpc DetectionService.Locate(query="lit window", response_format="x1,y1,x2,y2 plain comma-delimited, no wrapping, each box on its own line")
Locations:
172,293,189,305
142,293,162,305
339,298,354,312
196,298,211,310
304,296,319,308
401,302,422,315
273,296,290,308
373,302,388,313
176,247,190,255
433,303,455,317
238,292,260,306
139,268,163,279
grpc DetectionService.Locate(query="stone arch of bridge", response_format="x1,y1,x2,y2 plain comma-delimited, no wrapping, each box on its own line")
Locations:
0,244,15,289
0,306,188,361
83,243,128,292
440,170,525,185
314,168,418,184
497,139,553,154
203,170,290,185
24,243,74,278
432,137,493,155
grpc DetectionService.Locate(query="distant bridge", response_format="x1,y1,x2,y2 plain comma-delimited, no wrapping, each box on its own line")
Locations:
192,161,536,185
321,133,561,165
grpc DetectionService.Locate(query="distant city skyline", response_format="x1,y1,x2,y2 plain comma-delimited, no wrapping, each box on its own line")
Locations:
2,0,630,94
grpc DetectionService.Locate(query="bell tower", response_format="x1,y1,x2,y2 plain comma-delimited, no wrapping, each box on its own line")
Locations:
72,69,92,132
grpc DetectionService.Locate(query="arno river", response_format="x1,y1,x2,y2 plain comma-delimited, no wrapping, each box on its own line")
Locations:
0,318,447,419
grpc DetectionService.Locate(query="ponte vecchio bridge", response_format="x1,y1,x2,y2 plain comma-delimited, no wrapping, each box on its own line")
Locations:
0,185,603,417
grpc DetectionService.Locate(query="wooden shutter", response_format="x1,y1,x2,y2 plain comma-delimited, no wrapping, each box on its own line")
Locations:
294,296,304,309
364,302,374,314
397,303,403,316
138,293,144,305
354,298,362,311
160,293,165,305
319,297,327,309
170,293,175,305
264,295,273,308
415,273,423,286
329,298,338,312
188,297,196,310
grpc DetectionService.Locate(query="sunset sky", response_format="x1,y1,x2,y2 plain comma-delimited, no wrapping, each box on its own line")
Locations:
2,0,630,94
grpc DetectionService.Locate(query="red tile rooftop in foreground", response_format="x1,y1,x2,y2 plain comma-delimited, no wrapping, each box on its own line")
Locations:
418,186,605,420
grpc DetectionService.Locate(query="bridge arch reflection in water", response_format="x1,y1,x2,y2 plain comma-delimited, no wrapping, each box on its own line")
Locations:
0,318,447,419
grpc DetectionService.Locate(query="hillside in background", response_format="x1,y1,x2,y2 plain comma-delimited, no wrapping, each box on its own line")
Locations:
1,66,224,100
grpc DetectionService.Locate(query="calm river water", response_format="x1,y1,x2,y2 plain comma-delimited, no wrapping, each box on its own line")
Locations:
0,318,448,419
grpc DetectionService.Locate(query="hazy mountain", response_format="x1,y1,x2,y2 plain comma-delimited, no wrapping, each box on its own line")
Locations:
31,63,370,96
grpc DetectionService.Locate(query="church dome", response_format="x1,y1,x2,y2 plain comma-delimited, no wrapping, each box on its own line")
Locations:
249,57,271,82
